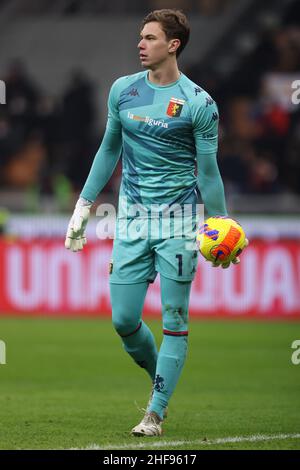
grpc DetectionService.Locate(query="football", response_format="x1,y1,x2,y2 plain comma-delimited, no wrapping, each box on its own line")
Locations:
197,216,246,264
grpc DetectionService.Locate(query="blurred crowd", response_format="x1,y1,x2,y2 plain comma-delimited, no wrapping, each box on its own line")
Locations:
0,18,300,210
0,62,101,208
187,22,300,197
15,0,233,16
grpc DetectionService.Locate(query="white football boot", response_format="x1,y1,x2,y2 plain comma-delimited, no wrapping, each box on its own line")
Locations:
131,411,163,437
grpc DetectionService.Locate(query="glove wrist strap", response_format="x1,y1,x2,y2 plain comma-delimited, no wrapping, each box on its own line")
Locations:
76,197,92,208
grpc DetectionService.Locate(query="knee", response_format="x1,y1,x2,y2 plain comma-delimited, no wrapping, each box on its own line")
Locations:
112,309,140,337
162,303,188,333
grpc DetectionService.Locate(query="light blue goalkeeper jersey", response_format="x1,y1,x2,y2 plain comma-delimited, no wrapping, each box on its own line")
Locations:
81,70,226,218
107,70,218,208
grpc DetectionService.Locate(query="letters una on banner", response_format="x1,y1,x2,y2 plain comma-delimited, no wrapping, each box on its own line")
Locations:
0,239,299,317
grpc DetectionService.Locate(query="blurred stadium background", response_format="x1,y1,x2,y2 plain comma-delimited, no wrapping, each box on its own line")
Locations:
0,0,300,450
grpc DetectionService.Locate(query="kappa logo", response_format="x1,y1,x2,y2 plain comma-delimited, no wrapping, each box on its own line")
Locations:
211,112,219,121
154,374,165,392
194,87,203,96
206,97,214,107
127,88,139,97
166,97,185,117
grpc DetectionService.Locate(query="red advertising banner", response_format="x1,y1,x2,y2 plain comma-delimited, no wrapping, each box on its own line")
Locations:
0,238,299,318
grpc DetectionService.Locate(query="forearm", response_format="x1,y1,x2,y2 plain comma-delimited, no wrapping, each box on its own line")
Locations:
80,127,122,203
196,152,227,217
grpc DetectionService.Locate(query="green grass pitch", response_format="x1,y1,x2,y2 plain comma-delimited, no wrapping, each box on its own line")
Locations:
0,317,299,450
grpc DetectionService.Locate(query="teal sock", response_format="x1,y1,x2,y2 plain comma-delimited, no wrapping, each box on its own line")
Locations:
121,321,158,381
149,275,191,420
149,335,188,419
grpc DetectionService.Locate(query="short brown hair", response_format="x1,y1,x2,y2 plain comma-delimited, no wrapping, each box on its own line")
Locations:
141,9,190,57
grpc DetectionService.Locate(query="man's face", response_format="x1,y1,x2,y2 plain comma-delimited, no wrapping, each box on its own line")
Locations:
138,22,177,68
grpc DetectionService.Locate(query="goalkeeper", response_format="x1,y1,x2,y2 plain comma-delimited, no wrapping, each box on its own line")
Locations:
65,9,247,436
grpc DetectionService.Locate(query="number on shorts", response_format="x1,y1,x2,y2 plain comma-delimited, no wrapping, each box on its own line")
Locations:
176,254,183,276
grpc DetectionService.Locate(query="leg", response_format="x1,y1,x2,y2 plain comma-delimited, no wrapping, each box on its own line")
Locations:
149,274,192,419
110,282,158,381
131,215,197,435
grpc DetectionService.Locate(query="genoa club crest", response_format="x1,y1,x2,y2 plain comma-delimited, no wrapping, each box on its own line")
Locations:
166,97,185,117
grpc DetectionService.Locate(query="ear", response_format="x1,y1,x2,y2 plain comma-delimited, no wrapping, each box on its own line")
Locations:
168,38,181,54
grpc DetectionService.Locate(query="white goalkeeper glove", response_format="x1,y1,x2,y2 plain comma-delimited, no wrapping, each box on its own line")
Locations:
65,198,92,252
210,238,249,269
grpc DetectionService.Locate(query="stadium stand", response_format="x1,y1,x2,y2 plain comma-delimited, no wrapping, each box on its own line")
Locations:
0,0,299,213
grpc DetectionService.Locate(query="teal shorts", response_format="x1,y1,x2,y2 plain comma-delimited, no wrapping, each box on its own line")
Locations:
109,218,198,284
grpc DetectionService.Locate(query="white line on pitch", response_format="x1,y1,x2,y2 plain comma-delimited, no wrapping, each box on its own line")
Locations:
69,432,300,450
